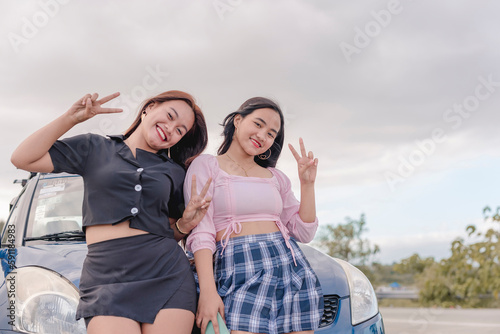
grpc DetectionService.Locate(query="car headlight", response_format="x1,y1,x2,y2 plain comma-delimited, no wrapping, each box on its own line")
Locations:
7,266,86,334
335,259,379,325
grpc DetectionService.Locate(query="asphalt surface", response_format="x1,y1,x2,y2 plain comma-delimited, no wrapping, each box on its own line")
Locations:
380,307,500,334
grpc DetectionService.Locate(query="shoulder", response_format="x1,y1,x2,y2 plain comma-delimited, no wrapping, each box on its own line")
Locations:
185,154,220,180
66,133,111,147
189,154,218,170
80,133,109,142
268,167,292,190
84,133,119,151
58,132,99,142
104,134,126,145
192,154,217,163
268,167,289,181
54,133,105,151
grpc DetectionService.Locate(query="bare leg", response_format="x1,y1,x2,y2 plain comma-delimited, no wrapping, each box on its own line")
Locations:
87,316,141,334
142,308,195,334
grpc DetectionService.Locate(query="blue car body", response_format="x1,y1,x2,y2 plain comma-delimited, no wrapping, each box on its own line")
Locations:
0,173,384,333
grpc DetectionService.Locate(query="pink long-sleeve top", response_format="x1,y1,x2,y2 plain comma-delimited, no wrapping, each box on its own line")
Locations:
184,154,318,259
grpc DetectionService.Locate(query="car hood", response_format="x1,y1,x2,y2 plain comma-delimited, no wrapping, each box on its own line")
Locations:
299,244,350,297
15,242,87,288
13,243,350,297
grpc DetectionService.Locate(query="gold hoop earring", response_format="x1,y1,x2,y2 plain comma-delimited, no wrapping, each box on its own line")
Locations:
258,149,271,160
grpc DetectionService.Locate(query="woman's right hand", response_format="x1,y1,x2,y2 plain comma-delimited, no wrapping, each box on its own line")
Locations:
181,175,212,233
11,92,123,172
197,289,225,334
67,92,123,124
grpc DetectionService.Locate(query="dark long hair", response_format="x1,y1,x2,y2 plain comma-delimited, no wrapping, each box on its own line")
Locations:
217,97,284,168
124,90,208,169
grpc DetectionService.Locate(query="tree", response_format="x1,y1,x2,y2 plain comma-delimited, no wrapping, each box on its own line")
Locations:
315,213,380,266
417,205,500,307
393,253,435,276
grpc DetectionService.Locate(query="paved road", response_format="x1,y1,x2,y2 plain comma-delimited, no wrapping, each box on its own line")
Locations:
380,307,500,334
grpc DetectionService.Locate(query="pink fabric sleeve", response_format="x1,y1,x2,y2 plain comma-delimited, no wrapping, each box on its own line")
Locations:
271,168,319,243
184,155,217,254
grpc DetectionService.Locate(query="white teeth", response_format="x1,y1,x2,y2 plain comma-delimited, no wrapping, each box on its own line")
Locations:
157,125,166,141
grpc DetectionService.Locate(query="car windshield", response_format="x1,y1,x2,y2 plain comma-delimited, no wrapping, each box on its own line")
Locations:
26,175,84,239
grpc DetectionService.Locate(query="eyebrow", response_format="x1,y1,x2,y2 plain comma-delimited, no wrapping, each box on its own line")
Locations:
171,107,189,133
256,117,278,134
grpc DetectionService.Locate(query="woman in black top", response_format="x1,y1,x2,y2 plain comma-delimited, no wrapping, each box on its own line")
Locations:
11,91,212,334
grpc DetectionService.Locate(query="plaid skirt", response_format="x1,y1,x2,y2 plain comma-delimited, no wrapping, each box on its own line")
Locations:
214,232,324,334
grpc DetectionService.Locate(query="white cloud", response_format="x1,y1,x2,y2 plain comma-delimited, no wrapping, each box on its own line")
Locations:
1,0,499,273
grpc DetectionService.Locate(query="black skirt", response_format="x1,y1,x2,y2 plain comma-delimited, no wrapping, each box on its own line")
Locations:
76,233,196,324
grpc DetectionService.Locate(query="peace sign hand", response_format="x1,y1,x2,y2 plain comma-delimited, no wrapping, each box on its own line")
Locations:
67,92,123,124
288,138,318,185
181,175,213,232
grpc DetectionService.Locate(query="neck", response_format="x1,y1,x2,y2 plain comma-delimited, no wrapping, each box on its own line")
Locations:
125,131,155,157
225,146,254,164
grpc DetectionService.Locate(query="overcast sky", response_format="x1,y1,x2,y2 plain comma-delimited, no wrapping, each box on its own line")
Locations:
1,0,499,264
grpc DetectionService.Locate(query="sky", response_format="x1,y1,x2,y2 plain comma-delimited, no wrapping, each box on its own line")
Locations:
1,0,499,264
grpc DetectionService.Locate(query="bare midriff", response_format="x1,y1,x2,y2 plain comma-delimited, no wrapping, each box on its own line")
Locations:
215,220,279,242
86,220,149,245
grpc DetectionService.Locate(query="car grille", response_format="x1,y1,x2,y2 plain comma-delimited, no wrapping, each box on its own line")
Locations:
319,295,340,328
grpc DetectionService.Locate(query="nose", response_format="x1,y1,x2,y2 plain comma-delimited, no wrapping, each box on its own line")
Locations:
256,129,266,142
163,123,172,135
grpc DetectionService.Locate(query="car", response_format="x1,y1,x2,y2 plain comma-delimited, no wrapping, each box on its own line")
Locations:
0,172,384,333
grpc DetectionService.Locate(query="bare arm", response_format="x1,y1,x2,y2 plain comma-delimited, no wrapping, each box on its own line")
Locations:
288,137,318,223
11,92,122,173
299,183,316,223
194,249,225,334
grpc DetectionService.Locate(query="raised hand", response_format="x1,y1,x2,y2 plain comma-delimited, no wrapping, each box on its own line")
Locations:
182,175,212,232
67,92,123,124
11,92,123,173
288,138,318,184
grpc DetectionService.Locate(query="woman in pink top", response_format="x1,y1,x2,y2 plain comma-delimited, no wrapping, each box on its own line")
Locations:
184,97,323,334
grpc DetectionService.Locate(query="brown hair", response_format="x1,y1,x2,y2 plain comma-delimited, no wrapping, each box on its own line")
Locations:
124,90,208,169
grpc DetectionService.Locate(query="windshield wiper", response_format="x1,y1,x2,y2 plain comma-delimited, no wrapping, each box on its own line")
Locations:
24,230,85,242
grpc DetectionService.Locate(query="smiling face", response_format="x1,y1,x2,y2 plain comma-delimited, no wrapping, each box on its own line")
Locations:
138,100,195,152
233,108,281,157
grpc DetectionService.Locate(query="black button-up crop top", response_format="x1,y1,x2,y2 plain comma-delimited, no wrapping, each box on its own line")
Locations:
48,133,185,238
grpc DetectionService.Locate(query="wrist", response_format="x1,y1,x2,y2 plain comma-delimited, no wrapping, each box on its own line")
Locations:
199,284,219,295
62,111,81,127
300,181,315,189
175,218,189,235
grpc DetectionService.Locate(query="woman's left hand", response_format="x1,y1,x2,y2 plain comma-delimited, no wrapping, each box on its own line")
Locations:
181,175,212,232
289,138,318,184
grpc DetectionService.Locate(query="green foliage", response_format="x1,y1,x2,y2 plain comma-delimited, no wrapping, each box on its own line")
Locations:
322,206,500,308
314,213,380,266
314,206,500,308
359,262,417,288
393,253,435,276
416,205,500,307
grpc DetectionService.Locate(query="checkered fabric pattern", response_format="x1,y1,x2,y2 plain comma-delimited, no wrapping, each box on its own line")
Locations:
214,232,324,334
